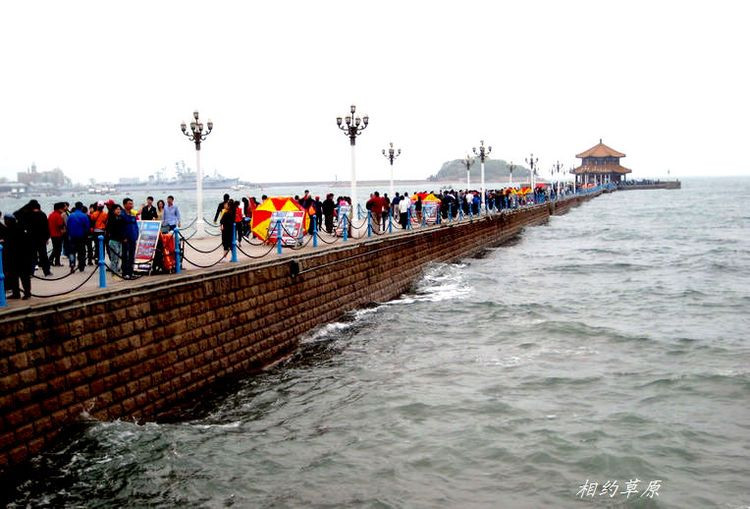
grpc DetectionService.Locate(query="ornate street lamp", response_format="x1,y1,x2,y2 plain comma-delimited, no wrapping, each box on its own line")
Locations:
508,161,515,187
472,140,492,210
525,153,538,189
462,154,475,190
382,142,401,199
180,111,213,235
336,105,369,231
552,160,564,197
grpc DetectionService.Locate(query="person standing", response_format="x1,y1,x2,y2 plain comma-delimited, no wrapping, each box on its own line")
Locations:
156,199,165,222
2,213,33,299
121,198,139,279
90,202,108,263
219,200,235,257
162,195,181,231
240,197,250,239
398,193,411,229
48,203,66,267
391,192,401,220
234,198,244,246
313,196,323,231
140,196,158,220
300,193,315,235
322,193,335,234
106,204,125,274
85,203,99,266
214,193,230,223
366,192,382,232
380,193,391,231
66,203,90,273
15,200,52,276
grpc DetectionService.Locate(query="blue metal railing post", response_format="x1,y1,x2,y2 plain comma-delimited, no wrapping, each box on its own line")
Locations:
367,211,372,237
276,221,283,254
357,204,363,220
448,203,452,223
231,222,238,262
388,208,393,234
312,217,318,248
98,235,106,288
343,215,348,241
407,208,412,230
174,227,181,274
0,245,6,307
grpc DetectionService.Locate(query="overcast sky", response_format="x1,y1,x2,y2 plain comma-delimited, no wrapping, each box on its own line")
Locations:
1,0,748,184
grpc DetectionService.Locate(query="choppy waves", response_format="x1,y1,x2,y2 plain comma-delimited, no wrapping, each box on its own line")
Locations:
6,178,750,508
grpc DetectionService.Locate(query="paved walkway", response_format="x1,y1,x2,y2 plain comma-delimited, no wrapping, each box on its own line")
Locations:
1,193,594,312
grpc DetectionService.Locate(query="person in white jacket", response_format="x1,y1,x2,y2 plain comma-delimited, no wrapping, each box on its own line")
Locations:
398,193,411,229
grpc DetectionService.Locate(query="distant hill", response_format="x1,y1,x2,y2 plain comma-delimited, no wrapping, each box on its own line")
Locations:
427,159,531,182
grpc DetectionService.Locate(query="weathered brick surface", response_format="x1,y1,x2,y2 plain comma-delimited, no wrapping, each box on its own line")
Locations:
0,194,597,473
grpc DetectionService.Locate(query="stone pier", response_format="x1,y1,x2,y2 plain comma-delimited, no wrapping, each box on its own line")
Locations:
0,193,599,473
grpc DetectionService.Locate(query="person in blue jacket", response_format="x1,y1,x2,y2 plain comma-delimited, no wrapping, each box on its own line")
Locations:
66,202,90,273
121,198,140,279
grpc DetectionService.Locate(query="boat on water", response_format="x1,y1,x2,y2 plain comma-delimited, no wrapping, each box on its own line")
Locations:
117,161,240,191
87,186,118,195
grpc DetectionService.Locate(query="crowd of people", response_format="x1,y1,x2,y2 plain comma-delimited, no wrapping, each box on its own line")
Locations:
1,184,574,300
0,196,184,299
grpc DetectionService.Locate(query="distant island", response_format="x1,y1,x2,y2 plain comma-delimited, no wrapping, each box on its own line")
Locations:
427,159,531,182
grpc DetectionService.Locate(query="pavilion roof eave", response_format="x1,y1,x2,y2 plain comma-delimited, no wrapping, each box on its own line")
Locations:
570,165,632,175
575,140,626,159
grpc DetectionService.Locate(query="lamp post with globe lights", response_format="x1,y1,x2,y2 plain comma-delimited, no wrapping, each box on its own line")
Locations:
462,154,475,190
180,111,213,236
472,140,492,211
382,142,401,199
552,160,564,197
336,105,369,231
526,153,539,190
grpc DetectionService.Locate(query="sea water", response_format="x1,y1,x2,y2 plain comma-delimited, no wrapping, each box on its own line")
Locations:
4,177,749,508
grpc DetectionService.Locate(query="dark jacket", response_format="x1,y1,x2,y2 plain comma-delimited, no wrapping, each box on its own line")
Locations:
140,205,158,221
214,201,228,223
29,210,50,244
219,208,235,228
1,219,33,274
322,198,335,216
106,212,125,242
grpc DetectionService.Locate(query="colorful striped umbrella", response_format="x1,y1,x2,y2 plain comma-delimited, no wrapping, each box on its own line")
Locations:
250,197,310,242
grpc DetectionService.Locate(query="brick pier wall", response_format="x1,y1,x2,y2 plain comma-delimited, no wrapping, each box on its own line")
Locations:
0,193,596,473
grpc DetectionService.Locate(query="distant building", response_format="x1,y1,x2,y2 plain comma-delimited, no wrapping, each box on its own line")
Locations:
571,140,632,186
17,163,71,187
0,181,27,195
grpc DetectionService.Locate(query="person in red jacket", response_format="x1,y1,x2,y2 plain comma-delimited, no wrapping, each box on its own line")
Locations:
234,198,244,246
367,191,384,232
48,203,66,266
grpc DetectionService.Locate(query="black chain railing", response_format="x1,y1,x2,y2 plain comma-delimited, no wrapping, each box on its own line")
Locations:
30,265,101,298
181,250,229,269
237,242,277,259
181,237,224,254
